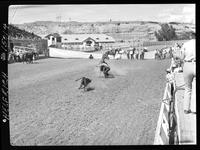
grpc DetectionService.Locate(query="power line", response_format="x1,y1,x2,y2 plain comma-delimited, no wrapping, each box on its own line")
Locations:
10,6,18,24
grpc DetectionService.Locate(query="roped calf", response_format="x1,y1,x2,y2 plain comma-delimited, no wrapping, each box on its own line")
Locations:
75,77,92,91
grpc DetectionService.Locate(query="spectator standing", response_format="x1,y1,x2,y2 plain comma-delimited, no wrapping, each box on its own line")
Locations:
179,32,196,114
130,47,135,60
134,49,139,59
138,49,143,60
126,49,130,59
15,50,20,62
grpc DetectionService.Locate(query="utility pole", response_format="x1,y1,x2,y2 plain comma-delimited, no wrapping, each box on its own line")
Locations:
56,14,61,23
69,18,71,34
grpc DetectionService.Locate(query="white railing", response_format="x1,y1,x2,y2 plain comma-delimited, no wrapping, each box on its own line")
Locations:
154,64,180,145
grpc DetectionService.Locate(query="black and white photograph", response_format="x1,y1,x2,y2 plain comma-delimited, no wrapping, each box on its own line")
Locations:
5,3,196,146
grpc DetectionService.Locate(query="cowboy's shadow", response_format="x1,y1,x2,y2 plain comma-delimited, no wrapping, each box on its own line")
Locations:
80,87,95,92
86,87,95,91
105,73,115,78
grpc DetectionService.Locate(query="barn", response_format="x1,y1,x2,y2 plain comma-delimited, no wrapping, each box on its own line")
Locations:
44,33,62,47
45,33,115,51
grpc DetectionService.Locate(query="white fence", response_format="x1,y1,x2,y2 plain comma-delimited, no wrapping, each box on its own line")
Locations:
143,40,188,47
154,68,180,145
49,47,103,59
154,80,177,145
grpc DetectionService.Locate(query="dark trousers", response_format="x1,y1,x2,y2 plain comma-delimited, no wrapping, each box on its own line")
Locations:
127,54,129,59
130,54,133,59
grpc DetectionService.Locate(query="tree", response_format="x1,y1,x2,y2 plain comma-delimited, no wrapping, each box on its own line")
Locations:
63,30,73,34
154,31,162,41
154,23,177,41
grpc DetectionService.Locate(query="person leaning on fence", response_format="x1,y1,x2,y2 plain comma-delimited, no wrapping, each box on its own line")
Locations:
177,32,196,114
169,57,178,72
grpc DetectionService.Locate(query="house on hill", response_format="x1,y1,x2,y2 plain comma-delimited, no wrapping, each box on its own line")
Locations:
45,33,115,51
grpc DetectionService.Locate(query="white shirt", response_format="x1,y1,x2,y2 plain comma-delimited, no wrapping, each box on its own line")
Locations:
181,39,196,61
119,50,124,54
16,52,19,56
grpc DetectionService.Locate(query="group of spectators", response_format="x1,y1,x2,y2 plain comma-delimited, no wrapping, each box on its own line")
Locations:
126,47,146,60
106,46,146,60
8,46,39,63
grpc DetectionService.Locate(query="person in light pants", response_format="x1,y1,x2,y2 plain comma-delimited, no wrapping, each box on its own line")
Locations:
179,32,196,114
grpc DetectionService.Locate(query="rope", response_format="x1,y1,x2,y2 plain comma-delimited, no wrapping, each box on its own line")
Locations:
162,98,171,105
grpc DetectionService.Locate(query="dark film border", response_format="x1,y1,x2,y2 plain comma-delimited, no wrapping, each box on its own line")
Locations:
0,0,199,150
1,1,9,150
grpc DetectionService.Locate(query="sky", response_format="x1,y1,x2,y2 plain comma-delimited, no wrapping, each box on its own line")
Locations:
8,4,195,24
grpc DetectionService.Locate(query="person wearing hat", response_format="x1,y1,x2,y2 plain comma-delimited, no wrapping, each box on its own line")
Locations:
179,32,196,114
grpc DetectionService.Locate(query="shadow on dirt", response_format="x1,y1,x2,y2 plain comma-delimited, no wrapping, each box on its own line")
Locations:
98,73,115,79
22,62,39,64
85,87,95,91
106,73,115,78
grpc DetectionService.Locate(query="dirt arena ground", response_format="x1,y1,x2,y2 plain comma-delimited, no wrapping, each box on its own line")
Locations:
9,57,170,145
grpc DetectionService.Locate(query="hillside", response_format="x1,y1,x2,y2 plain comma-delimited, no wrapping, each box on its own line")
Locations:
14,21,195,42
8,24,41,40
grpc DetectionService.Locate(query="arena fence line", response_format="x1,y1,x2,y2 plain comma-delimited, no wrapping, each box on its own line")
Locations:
49,47,103,59
154,72,179,145
143,40,188,47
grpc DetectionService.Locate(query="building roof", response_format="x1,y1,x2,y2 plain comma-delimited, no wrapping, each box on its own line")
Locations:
45,33,61,38
60,34,115,43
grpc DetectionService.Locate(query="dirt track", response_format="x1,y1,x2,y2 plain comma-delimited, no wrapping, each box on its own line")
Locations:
9,57,170,145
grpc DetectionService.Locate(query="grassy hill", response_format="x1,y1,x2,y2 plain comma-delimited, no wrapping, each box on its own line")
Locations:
14,21,195,42
8,24,41,40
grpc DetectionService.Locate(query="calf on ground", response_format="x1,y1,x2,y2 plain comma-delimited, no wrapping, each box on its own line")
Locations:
75,77,92,91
